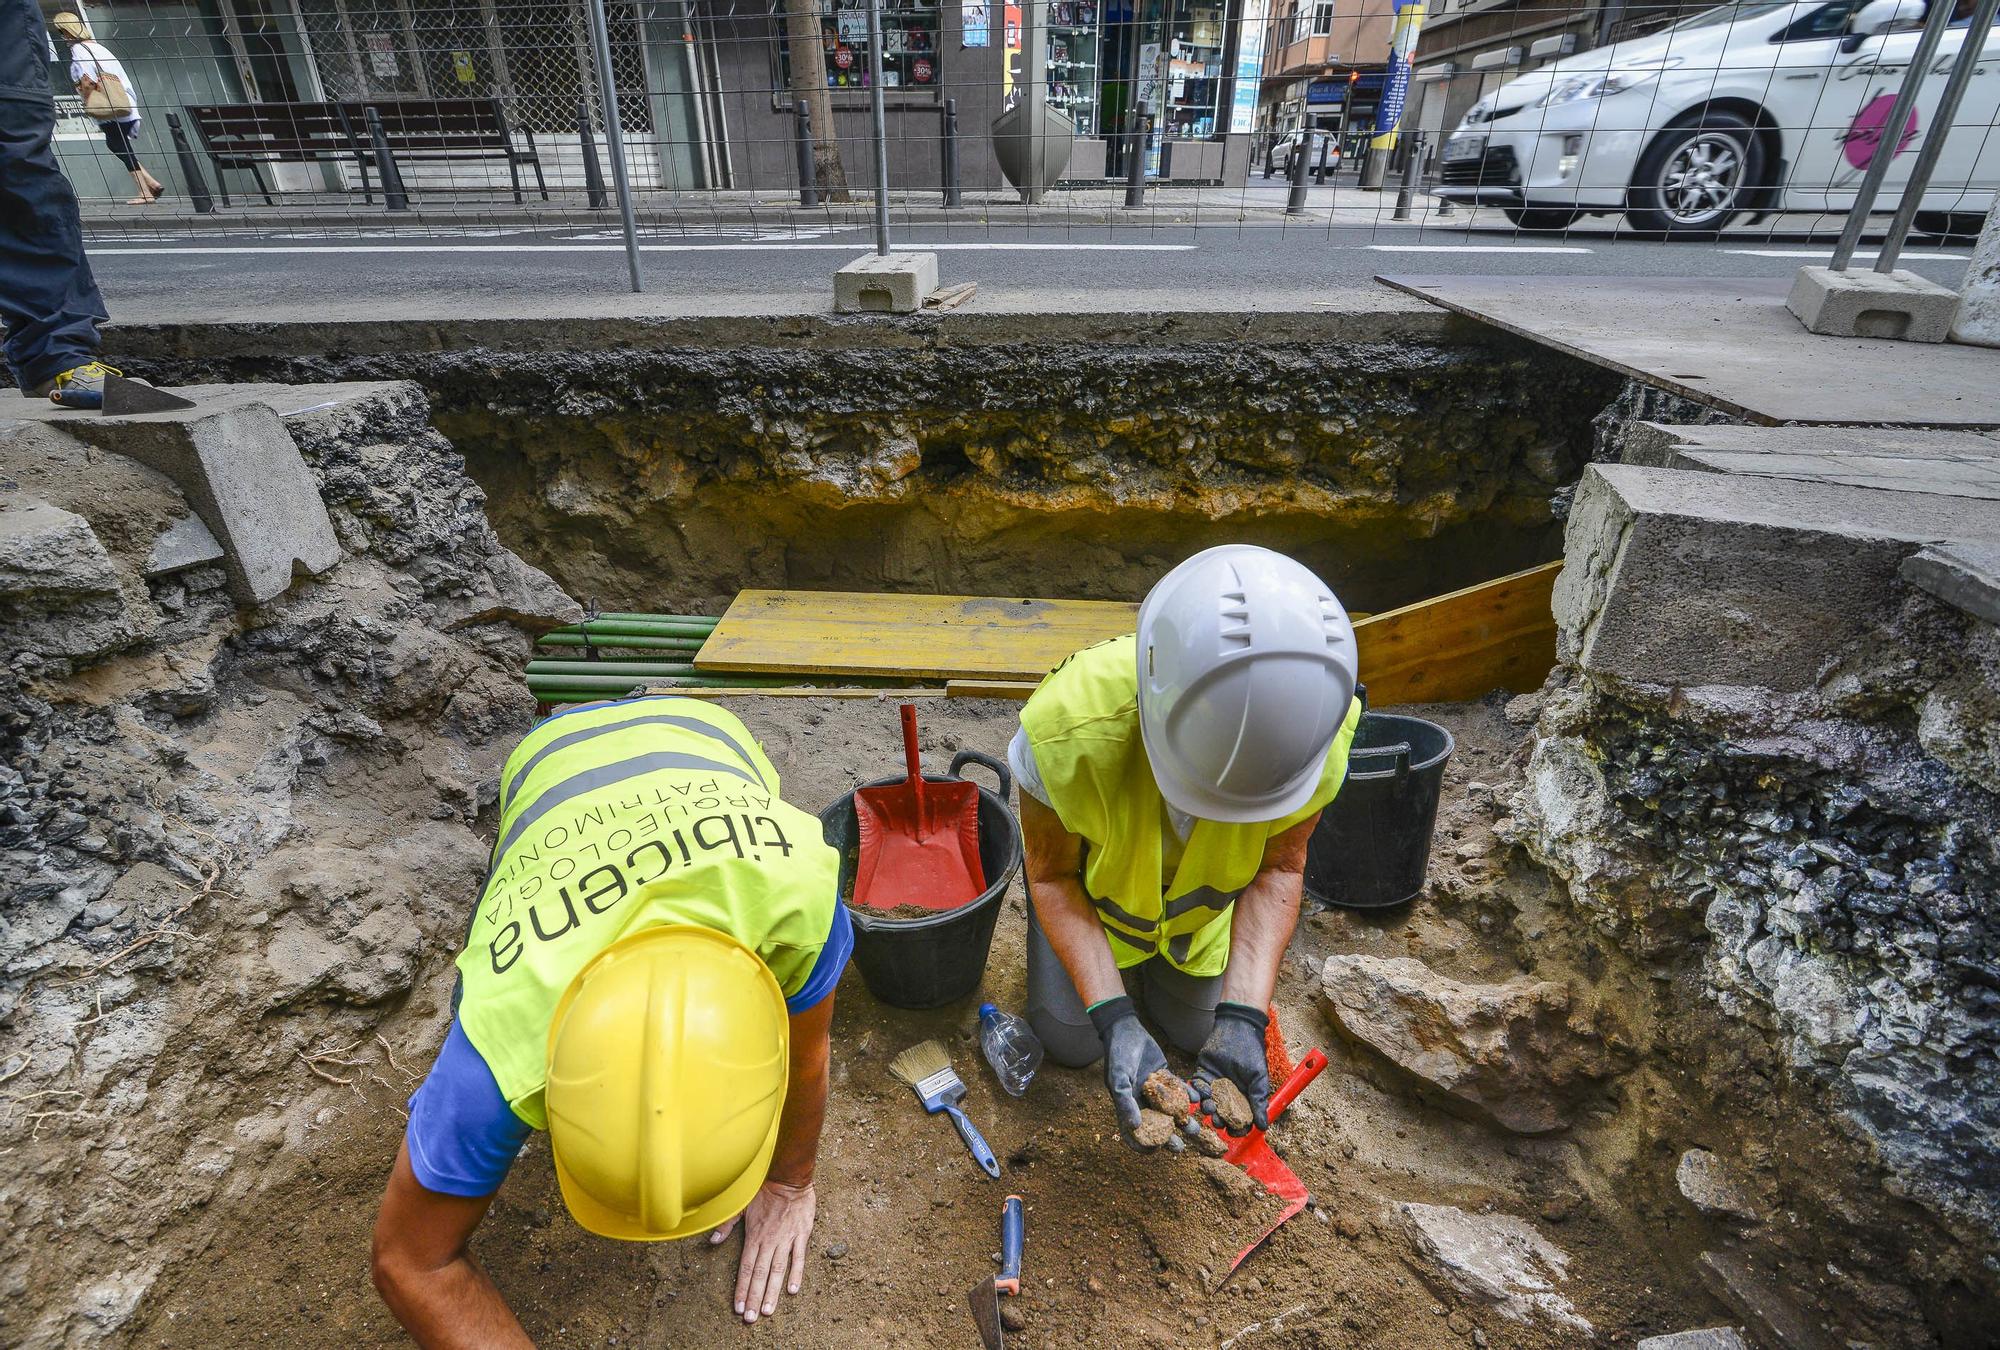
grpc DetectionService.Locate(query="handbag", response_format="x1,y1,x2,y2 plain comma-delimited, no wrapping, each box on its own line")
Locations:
77,51,133,121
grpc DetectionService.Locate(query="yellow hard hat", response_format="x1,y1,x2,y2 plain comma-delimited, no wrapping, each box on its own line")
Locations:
544,924,790,1241
52,11,92,41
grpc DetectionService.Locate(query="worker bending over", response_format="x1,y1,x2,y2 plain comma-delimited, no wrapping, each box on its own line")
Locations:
371,697,851,1344
1013,545,1359,1145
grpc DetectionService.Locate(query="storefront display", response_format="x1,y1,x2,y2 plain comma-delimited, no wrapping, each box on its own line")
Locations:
1044,0,1099,134
1037,0,1224,144
781,0,942,91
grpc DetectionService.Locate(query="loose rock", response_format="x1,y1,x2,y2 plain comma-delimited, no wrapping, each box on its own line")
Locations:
1208,1078,1255,1135
1676,1149,1760,1223
1142,1069,1195,1123
1394,1202,1591,1332
1131,1109,1177,1150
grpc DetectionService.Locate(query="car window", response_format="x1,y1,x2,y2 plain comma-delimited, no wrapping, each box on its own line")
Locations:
1671,0,1795,31
1771,0,1868,40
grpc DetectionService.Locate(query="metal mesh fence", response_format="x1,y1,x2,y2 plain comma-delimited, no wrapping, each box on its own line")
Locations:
23,0,2000,268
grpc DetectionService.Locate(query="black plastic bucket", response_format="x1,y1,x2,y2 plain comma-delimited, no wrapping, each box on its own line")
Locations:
1304,711,1455,911
819,749,1022,1010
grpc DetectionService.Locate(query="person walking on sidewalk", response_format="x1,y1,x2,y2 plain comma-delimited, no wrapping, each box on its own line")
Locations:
1010,545,1361,1147
371,696,852,1343
1,0,119,407
52,11,162,204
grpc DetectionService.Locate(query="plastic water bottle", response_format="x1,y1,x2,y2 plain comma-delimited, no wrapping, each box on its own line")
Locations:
978,1002,1044,1097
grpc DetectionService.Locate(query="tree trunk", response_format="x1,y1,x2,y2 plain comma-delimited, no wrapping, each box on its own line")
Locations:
783,0,851,201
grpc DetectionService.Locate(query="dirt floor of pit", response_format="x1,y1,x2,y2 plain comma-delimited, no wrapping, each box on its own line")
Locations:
128,694,1729,1349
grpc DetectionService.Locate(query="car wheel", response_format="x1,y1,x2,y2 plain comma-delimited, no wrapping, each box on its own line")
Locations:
1914,211,1984,241
1504,208,1582,231
1626,112,1762,237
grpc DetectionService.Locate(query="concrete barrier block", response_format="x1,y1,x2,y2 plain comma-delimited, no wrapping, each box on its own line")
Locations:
834,252,939,314
1951,205,2000,347
1556,464,2000,692
1786,266,1958,342
1901,543,2000,627
67,403,341,606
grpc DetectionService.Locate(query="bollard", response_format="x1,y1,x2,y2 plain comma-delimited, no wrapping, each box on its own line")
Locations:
578,100,609,210
794,102,819,209
1313,131,1330,184
1393,132,1422,221
941,97,961,208
1285,127,1310,215
363,106,409,211
164,112,213,214
1124,103,1149,209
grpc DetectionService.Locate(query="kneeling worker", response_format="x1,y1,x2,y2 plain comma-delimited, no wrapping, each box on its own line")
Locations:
1012,545,1359,1145
372,697,851,1344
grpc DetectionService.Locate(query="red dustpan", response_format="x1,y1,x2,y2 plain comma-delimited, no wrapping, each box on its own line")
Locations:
852,704,986,914
1218,1048,1330,1279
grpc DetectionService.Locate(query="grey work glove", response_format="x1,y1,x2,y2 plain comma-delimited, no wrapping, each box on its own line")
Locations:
1192,1001,1272,1135
1088,995,1169,1151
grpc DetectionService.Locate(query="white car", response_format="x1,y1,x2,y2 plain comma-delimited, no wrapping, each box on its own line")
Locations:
1436,0,2000,235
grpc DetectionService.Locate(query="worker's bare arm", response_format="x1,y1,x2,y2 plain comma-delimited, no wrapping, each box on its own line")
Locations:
371,1143,531,1350
1218,812,1319,1011
1019,792,1125,1007
707,990,835,1324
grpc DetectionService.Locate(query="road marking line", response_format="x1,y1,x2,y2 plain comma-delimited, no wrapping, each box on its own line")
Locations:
86,241,1197,255
1367,244,1594,253
1723,249,1969,260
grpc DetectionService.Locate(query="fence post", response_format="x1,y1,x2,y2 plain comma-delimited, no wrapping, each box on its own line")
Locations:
1828,0,1958,272
577,100,609,210
941,97,962,208
865,0,892,253
1124,102,1149,209
363,107,410,212
1873,0,2000,273
583,0,643,292
164,112,213,215
1285,129,1310,215
1393,132,1423,221
794,103,819,208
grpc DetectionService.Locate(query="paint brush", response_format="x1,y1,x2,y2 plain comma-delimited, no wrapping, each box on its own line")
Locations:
888,1039,1001,1179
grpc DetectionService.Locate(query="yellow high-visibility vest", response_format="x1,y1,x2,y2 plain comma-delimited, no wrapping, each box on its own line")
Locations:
455,697,839,1128
1020,635,1357,976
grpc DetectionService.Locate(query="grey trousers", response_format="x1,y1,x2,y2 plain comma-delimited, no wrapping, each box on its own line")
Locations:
1024,900,1223,1069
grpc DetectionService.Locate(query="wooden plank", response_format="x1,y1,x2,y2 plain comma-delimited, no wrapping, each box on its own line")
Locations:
695,564,1561,705
696,590,1137,682
1352,560,1561,707
946,679,1041,700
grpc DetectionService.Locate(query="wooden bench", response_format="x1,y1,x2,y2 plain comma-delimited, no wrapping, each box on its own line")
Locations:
186,99,547,209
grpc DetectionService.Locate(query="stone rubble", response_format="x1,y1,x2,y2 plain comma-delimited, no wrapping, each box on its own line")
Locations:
1392,1201,1591,1332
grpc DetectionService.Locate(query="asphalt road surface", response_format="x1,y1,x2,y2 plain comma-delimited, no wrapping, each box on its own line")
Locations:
82,184,1975,319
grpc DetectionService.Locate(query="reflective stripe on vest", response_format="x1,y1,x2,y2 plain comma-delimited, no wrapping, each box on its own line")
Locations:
1022,634,1357,978
456,696,839,1128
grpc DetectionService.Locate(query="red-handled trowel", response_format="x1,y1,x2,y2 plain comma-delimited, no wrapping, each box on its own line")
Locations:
966,1194,1025,1350
1216,1048,1329,1279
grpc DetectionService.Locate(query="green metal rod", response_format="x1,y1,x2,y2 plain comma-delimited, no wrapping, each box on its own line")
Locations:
543,620,717,640
528,661,698,678
535,633,707,652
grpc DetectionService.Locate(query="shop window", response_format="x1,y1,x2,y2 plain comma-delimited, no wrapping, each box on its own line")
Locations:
1046,0,1102,135
775,0,944,94
1163,2,1223,139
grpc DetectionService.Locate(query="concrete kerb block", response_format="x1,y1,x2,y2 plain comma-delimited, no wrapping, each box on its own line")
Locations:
1554,463,2000,692
66,402,341,606
1785,265,1958,342
1901,542,2000,627
833,252,940,315
1951,203,2000,347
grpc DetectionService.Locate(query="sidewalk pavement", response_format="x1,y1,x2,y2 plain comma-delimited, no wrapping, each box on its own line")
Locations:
75,182,1455,234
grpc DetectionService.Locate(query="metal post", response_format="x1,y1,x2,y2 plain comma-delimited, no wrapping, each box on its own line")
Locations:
584,0,643,292
941,97,962,208
865,0,891,254
164,112,213,215
1286,126,1310,215
1124,103,1149,208
1394,132,1423,220
363,107,410,212
1876,0,2000,273
578,100,609,210
1828,0,1958,272
794,102,819,208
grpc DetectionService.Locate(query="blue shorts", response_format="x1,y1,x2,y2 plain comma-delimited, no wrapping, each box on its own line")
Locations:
404,905,852,1197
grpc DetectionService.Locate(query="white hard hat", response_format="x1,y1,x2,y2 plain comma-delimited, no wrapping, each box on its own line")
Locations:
1136,545,1358,824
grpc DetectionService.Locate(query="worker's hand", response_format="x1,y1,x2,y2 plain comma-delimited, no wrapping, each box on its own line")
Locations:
1192,1002,1272,1135
1087,995,1169,1150
708,1178,816,1324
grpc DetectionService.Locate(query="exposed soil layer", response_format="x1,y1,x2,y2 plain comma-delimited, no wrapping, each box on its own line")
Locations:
123,693,1732,1349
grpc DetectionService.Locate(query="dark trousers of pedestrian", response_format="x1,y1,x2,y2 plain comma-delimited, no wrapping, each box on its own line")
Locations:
0,0,108,392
